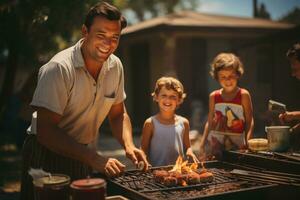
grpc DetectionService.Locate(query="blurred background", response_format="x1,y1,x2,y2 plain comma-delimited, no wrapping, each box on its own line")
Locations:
0,0,300,198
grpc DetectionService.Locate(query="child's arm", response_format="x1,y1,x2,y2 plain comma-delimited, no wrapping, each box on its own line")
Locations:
241,89,254,144
199,92,215,156
182,118,199,163
140,118,153,159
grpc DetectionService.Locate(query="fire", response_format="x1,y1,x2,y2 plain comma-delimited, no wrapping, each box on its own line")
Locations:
152,156,214,187
169,156,205,174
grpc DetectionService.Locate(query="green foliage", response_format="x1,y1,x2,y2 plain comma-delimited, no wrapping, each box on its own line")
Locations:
280,7,300,24
0,0,98,66
256,3,270,19
0,0,98,114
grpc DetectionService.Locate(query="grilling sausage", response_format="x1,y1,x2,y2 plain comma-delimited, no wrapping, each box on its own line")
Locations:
199,172,214,183
153,170,169,183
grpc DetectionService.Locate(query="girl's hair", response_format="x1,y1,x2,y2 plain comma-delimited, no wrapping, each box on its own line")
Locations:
152,77,186,100
210,53,244,80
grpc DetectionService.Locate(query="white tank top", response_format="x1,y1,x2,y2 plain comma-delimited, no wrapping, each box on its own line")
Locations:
148,116,185,167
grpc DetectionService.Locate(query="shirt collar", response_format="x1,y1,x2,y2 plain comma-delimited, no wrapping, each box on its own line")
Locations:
72,38,114,73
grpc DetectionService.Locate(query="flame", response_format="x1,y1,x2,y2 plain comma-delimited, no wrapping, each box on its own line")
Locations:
169,156,198,174
166,156,213,186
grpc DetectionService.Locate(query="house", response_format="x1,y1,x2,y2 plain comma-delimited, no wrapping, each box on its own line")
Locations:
117,11,295,134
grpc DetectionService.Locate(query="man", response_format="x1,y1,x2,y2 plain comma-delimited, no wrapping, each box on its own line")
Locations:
279,43,300,136
20,2,148,199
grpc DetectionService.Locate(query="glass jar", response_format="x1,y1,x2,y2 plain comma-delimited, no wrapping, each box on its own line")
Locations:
70,178,106,200
33,174,70,200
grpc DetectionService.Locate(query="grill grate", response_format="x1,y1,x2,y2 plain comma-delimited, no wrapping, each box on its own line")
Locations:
114,168,240,192
109,165,275,200
143,181,268,200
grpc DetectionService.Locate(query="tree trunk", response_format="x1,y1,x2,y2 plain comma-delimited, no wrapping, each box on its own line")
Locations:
0,45,19,116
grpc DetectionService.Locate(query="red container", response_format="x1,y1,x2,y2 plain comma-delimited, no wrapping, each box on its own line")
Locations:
33,174,70,200
70,178,106,200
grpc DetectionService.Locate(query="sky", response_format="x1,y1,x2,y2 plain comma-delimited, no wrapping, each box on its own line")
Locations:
125,0,300,24
197,0,300,20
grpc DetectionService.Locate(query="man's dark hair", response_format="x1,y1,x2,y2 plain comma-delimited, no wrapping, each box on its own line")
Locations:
286,43,300,61
84,1,127,31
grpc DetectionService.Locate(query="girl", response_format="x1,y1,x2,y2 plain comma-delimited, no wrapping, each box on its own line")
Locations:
199,53,254,159
141,77,198,166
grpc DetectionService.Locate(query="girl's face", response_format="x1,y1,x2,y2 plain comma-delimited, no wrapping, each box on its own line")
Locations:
217,68,239,93
155,86,181,113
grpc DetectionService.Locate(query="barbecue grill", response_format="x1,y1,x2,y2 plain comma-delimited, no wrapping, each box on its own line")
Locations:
223,150,300,174
104,161,280,200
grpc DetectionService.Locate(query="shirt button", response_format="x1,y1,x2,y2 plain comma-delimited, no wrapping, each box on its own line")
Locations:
93,83,96,86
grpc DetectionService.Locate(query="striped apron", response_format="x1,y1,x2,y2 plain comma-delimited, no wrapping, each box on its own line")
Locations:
20,134,92,200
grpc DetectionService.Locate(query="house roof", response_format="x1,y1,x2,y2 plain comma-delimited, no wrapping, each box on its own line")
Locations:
122,11,294,35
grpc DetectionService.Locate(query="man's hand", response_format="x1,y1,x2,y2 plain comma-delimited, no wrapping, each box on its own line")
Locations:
279,111,300,124
125,146,150,171
104,158,126,177
279,112,293,124
89,153,125,178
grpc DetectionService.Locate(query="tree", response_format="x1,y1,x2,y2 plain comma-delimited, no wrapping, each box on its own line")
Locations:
0,0,98,116
256,3,270,19
0,0,197,117
120,0,200,22
280,7,300,24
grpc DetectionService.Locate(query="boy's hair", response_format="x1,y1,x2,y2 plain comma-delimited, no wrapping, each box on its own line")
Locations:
152,77,186,100
84,1,127,31
286,43,300,61
210,53,244,80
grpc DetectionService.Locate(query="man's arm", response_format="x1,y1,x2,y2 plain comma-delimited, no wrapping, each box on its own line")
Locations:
279,111,300,123
108,102,149,169
36,107,124,177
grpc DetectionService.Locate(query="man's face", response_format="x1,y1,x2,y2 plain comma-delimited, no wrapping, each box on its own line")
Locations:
290,57,300,80
82,16,121,63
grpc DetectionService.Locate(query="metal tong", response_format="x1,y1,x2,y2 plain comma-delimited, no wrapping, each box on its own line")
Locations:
268,100,286,114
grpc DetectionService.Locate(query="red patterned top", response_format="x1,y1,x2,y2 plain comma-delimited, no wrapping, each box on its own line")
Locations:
207,88,246,158
214,88,242,104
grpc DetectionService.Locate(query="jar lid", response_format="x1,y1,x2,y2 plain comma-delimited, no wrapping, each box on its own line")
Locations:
33,174,70,187
71,178,106,189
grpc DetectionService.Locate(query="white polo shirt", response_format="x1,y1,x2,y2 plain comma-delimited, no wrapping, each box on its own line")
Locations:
28,39,126,144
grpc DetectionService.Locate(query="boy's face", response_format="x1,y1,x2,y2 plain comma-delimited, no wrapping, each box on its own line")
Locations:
290,57,300,80
217,68,239,92
154,86,181,113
